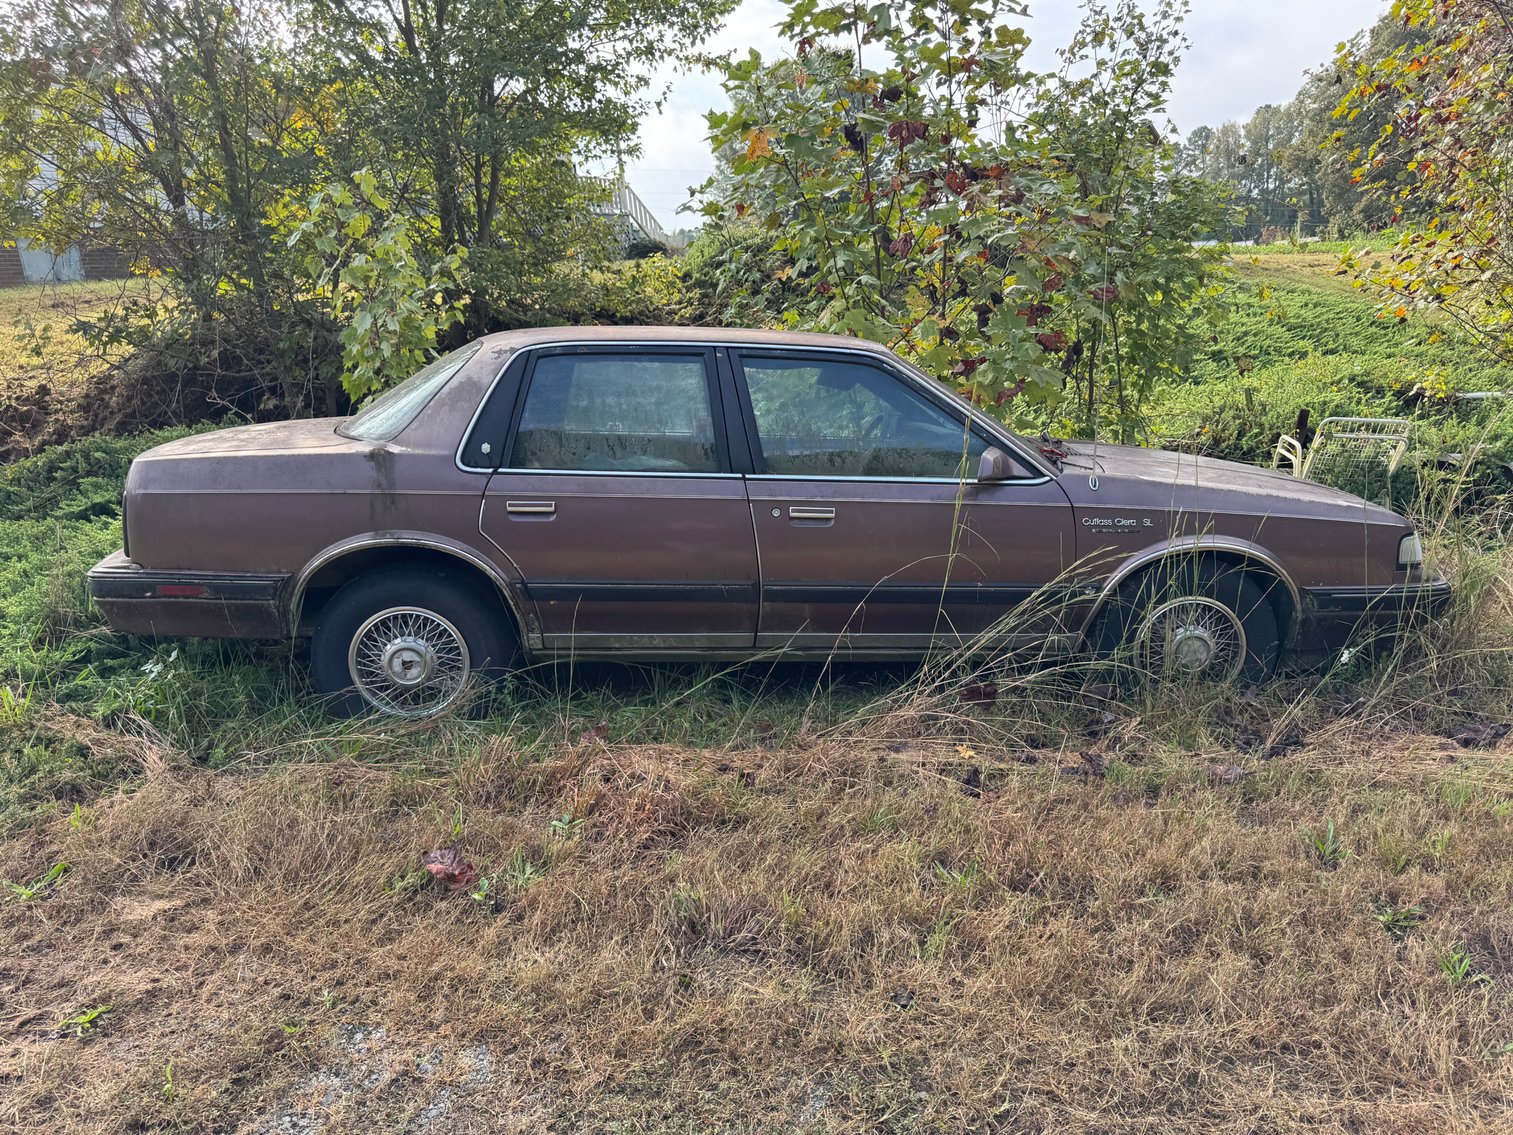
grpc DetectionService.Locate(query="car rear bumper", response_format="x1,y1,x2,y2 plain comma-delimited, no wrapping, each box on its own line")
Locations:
1299,576,1453,654
87,550,290,638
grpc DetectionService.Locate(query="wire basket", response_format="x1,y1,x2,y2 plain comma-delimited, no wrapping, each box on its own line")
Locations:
1273,417,1411,504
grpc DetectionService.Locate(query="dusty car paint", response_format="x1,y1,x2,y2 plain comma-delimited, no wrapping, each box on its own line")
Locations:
89,325,1450,675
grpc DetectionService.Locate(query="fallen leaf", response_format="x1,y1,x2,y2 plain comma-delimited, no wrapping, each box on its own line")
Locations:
421,847,479,891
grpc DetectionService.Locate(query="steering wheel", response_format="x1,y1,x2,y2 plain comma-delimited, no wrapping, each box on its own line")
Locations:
859,411,891,441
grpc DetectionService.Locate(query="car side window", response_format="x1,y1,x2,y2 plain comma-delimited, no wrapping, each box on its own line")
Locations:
741,356,987,479
510,353,719,473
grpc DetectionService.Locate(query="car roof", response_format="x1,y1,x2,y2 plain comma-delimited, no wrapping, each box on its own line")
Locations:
473,325,898,355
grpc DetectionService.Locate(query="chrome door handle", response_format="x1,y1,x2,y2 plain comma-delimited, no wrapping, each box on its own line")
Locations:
788,507,835,521
505,500,556,515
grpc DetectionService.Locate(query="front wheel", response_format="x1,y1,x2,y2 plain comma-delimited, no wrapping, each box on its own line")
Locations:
1092,562,1282,683
311,569,517,718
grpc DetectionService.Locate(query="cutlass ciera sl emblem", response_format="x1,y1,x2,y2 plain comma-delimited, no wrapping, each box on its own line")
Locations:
1081,515,1155,533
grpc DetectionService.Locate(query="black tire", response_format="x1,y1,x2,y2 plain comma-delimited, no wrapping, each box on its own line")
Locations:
310,568,519,718
1091,561,1282,683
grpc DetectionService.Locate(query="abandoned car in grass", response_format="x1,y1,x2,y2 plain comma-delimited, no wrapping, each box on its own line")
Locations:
87,327,1451,717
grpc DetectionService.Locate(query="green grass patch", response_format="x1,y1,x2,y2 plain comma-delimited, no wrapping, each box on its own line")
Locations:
1145,247,1513,512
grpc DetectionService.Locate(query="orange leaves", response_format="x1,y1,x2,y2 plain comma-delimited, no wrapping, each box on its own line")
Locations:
744,128,776,161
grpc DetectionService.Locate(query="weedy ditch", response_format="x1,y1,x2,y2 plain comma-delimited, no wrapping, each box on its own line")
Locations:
4,274,1513,1128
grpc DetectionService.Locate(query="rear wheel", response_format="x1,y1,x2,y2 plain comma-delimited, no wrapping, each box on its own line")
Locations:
311,568,518,718
1092,561,1282,683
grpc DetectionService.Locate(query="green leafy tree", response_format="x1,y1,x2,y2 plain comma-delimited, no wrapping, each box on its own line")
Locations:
1024,1,1230,434
0,0,334,407
1334,0,1513,361
287,171,470,400
0,0,734,408
1178,12,1425,241
702,0,1227,439
305,0,735,332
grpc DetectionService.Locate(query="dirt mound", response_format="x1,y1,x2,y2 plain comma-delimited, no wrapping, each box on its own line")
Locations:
0,351,304,464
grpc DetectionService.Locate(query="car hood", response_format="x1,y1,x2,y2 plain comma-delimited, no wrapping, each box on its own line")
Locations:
1056,441,1402,520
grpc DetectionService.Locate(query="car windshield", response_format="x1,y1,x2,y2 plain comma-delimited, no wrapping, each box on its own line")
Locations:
338,343,481,442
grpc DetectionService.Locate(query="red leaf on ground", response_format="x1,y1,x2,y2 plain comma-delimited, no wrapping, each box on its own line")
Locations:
421,847,480,891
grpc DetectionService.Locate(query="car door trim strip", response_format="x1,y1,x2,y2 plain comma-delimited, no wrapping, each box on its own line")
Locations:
523,580,760,604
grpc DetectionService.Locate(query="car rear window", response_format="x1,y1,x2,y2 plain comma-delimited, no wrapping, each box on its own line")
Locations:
338,343,481,442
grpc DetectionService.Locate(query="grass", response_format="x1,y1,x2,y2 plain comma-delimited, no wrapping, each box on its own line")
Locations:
1148,242,1513,516
2,254,1513,1131
0,279,151,390
2,706,1511,1131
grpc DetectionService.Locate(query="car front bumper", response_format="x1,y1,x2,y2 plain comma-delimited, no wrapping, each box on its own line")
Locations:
1298,575,1454,655
87,550,290,638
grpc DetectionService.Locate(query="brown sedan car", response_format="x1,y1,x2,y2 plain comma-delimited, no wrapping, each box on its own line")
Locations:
88,327,1450,716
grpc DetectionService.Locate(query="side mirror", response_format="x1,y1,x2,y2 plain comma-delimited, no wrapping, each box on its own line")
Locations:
977,446,1024,483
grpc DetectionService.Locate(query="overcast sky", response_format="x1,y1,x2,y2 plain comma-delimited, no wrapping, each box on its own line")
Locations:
605,0,1390,231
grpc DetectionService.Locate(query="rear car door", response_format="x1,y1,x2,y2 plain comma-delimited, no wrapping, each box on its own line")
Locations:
732,349,1076,653
476,345,759,652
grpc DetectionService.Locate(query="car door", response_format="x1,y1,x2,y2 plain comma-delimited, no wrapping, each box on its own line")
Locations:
477,345,759,652
732,349,1076,653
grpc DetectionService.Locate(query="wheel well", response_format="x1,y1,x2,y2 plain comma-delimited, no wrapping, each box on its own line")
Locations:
1105,550,1296,640
294,546,517,636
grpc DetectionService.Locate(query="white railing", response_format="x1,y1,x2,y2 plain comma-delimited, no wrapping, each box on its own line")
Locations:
585,176,666,243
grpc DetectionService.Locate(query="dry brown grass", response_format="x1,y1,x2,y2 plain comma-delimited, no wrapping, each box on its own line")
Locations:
2,719,1510,1134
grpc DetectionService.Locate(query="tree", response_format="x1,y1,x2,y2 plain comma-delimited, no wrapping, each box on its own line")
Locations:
305,0,734,333
0,0,333,407
0,0,734,408
1178,11,1425,242
1334,0,1513,361
702,0,1227,439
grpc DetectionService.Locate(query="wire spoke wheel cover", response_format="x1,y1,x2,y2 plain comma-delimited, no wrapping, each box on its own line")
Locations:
347,606,470,716
1136,595,1247,682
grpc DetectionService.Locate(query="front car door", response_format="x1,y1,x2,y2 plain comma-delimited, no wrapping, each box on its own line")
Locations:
732,349,1076,655
476,345,759,653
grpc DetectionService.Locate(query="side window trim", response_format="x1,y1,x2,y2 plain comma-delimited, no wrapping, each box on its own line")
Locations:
497,346,733,476
730,348,992,482
713,346,756,475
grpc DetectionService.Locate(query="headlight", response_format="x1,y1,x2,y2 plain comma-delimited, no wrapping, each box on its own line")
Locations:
1398,532,1424,569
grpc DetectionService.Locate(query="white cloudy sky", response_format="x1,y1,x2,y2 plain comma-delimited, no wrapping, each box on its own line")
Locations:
604,0,1390,231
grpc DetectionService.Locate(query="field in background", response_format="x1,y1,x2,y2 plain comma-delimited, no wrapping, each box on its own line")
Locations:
2,246,1513,1132
0,280,150,390
1148,243,1513,515
0,279,169,463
